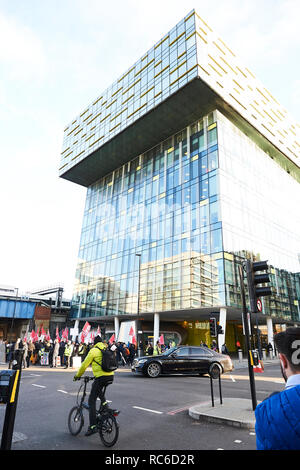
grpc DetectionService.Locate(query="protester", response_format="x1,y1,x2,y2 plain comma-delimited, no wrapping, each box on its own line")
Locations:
153,341,161,356
64,341,73,369
255,327,300,450
53,339,60,367
146,343,153,356
78,342,87,363
128,343,136,365
22,340,28,368
59,340,66,367
48,341,54,367
28,340,35,366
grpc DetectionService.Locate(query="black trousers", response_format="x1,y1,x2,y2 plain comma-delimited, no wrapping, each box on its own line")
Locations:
88,375,114,426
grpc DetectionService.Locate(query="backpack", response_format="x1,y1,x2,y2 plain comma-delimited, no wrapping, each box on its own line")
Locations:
100,347,118,372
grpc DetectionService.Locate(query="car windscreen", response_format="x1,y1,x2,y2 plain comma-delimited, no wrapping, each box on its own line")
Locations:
161,347,177,356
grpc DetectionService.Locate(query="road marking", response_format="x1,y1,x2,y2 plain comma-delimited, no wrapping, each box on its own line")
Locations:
168,401,211,415
57,390,68,394
133,406,163,415
167,406,189,415
29,374,42,377
234,440,242,443
223,375,285,384
230,374,236,382
32,384,46,388
249,432,256,436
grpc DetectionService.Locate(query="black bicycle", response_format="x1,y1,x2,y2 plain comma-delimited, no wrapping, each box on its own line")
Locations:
68,376,119,447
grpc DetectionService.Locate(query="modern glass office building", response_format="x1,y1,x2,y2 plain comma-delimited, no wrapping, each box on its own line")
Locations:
59,10,300,350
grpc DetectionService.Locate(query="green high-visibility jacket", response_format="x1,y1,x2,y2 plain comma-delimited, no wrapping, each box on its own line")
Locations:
75,342,114,378
64,345,73,357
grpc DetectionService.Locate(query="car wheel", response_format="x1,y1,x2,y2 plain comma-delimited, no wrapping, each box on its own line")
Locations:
146,362,161,378
209,362,222,379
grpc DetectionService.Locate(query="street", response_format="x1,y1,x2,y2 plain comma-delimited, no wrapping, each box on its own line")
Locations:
0,360,284,451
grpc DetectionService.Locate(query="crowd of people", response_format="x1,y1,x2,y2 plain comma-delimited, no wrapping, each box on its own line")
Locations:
4,336,232,370
4,338,95,369
3,337,181,369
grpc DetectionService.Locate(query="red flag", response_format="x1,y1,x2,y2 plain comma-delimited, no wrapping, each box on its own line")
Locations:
129,326,134,336
55,327,60,341
159,334,164,345
82,321,91,336
131,335,137,345
62,327,69,340
109,334,115,344
96,326,101,337
31,330,38,342
41,325,46,336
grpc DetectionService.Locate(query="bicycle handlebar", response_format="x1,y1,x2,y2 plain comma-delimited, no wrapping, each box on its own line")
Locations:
80,376,95,382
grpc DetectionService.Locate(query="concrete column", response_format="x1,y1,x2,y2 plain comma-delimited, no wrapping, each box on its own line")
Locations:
114,317,120,342
218,308,227,352
267,317,274,357
153,313,160,348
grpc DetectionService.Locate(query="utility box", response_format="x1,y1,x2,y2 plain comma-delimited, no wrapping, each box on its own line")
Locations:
0,370,16,404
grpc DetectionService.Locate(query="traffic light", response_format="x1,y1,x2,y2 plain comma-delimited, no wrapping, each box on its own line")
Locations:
246,260,272,313
209,318,217,337
216,323,224,335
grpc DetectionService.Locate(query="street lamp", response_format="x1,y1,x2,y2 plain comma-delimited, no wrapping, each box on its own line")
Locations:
135,253,142,357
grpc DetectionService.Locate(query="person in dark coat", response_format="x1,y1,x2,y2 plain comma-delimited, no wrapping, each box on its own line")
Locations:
255,327,300,450
59,340,66,367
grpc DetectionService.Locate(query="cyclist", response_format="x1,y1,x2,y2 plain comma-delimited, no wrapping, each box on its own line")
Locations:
73,336,115,436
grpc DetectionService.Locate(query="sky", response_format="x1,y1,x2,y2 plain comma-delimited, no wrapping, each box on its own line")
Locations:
0,0,299,298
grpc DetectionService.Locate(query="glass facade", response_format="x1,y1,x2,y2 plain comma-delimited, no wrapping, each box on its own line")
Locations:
71,111,226,318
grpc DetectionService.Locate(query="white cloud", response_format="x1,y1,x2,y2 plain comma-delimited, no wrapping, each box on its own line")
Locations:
0,10,46,80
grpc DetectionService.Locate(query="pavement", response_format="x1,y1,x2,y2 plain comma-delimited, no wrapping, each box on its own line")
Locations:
188,355,279,430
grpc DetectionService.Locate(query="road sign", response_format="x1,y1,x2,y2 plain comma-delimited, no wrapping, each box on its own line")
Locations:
257,299,262,312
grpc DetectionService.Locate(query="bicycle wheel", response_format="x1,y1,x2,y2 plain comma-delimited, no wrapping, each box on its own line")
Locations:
98,413,119,447
68,406,84,436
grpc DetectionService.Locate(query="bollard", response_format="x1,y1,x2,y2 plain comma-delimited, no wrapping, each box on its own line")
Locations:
262,348,266,361
238,349,243,362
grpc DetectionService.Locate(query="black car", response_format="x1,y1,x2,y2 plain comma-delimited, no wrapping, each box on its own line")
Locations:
131,346,233,378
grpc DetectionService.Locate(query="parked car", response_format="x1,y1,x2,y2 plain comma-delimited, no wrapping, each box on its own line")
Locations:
131,345,234,378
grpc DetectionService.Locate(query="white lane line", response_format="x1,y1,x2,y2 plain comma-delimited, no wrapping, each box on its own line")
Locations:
133,406,163,415
29,374,42,377
230,374,236,382
234,440,242,443
32,384,46,388
57,390,68,394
